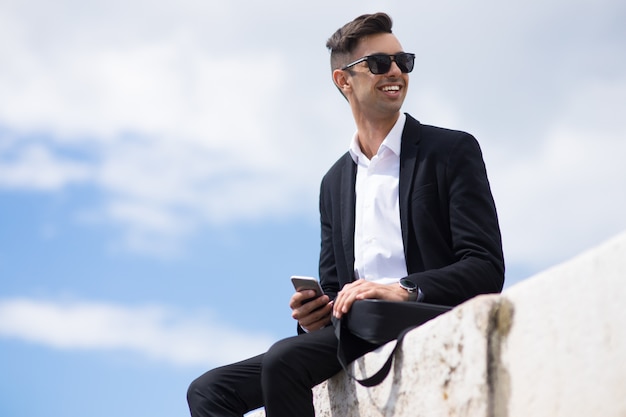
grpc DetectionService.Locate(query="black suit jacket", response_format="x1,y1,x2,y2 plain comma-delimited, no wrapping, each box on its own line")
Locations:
318,114,504,306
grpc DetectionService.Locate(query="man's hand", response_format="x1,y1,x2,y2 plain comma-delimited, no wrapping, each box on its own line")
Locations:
290,290,333,332
333,279,408,319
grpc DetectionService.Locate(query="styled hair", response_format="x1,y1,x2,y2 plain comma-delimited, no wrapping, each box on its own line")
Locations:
326,12,393,71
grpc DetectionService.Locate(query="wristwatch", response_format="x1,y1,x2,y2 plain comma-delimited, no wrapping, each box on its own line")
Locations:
399,278,418,301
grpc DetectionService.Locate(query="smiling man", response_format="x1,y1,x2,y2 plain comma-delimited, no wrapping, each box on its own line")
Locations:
187,12,504,417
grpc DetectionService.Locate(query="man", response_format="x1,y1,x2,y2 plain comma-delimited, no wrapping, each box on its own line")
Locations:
187,12,504,417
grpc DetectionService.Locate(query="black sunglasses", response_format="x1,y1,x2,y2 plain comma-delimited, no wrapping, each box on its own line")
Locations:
341,53,415,74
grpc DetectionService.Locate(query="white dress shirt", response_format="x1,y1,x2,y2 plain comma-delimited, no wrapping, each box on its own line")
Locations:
349,113,408,285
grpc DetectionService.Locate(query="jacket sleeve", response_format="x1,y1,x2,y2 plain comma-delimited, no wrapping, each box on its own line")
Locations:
405,132,505,306
318,170,342,302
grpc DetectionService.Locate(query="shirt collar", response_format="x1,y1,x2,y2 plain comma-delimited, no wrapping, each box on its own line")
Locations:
349,113,406,164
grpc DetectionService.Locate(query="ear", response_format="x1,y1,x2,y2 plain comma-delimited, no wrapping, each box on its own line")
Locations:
332,69,350,93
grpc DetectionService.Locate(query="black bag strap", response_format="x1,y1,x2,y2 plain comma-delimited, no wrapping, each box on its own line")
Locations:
335,319,417,387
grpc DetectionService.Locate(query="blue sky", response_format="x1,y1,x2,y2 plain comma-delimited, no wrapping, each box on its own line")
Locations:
1,1,625,416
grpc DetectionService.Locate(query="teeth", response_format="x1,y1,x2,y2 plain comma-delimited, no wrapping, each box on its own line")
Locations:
382,85,400,92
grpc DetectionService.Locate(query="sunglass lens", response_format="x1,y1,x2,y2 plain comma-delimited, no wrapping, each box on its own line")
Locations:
367,55,392,74
396,53,415,73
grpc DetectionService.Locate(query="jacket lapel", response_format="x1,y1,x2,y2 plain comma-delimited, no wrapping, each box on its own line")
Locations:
399,115,421,258
340,155,357,281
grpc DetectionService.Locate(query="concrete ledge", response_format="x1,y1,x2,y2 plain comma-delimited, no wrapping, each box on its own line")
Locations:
248,231,626,417
313,294,508,417
501,231,626,417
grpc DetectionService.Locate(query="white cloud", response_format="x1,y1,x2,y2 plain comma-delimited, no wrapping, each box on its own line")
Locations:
489,77,626,270
0,297,274,367
0,143,92,190
0,0,324,255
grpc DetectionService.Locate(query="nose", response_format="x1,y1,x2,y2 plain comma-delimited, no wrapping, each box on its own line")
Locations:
386,59,403,76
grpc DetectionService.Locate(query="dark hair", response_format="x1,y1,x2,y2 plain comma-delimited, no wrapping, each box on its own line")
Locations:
326,12,393,71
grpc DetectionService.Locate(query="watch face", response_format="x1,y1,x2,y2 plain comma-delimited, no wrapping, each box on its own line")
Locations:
400,278,417,291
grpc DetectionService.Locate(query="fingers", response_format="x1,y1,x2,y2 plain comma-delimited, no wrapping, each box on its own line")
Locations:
290,291,332,331
291,292,329,317
333,280,406,318
333,279,368,319
289,290,314,310
290,290,322,311
297,301,333,332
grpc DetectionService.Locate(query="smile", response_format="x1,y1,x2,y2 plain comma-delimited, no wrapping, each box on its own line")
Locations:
381,85,400,92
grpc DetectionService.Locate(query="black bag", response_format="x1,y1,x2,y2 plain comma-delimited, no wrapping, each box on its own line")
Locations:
332,299,452,386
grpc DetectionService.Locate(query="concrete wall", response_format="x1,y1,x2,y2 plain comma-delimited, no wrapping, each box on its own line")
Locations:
500,231,626,417
248,231,626,417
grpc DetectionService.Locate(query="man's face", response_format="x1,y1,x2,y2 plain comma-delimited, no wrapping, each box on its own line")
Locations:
342,33,410,120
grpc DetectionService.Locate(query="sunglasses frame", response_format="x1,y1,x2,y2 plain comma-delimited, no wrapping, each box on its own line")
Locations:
341,52,416,74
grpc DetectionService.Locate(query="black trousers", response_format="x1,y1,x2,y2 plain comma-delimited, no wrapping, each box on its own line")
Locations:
187,325,378,417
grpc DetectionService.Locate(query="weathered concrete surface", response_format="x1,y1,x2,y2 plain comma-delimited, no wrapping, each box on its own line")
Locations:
248,231,626,417
500,231,626,417
313,295,509,417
